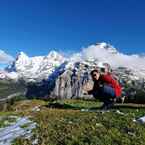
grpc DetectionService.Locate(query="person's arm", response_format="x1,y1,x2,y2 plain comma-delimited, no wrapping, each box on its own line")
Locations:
87,89,94,95
82,81,94,95
102,74,121,87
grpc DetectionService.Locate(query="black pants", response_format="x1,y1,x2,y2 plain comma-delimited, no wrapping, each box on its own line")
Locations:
92,85,116,106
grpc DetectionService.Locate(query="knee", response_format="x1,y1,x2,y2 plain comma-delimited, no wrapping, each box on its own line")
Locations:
102,85,115,97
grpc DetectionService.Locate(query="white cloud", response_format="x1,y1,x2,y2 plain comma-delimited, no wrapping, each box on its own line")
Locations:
0,50,14,64
74,43,145,75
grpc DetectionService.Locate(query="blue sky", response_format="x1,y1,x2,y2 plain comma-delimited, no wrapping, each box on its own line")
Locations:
0,0,145,60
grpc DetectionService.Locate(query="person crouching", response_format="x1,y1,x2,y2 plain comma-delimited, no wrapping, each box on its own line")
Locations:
88,69,122,110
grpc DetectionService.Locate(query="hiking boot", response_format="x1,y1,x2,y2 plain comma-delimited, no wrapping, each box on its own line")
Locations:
100,104,109,111
106,102,114,109
100,102,114,111
100,103,106,110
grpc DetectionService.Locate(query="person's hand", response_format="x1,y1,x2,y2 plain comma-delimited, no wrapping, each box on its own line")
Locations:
82,91,88,95
82,81,94,92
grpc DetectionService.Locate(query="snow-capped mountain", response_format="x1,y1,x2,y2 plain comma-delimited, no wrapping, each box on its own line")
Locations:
81,42,145,78
0,70,18,80
6,50,66,82
96,42,118,54
3,42,145,100
0,70,6,79
4,42,145,82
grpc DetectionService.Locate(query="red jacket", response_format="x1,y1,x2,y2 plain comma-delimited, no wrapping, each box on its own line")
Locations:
99,74,122,97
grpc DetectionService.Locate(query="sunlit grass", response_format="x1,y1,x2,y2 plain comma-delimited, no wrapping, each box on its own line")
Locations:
1,99,145,145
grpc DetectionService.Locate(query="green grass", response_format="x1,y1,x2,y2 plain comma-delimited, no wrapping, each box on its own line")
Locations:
0,113,18,128
5,99,145,145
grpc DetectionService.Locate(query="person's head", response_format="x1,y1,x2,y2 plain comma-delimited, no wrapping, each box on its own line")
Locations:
103,63,111,73
96,62,111,75
90,69,100,81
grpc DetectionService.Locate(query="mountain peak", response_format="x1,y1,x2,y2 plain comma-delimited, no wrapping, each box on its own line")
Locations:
96,42,118,54
16,51,29,61
17,51,28,56
47,50,61,58
47,50,65,62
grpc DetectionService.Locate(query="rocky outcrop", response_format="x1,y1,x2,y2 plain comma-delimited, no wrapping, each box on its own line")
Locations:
26,62,94,99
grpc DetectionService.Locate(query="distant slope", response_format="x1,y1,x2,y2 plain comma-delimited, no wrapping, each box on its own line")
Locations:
0,80,26,101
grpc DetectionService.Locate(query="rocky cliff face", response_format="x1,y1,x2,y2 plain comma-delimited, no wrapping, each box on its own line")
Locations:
26,61,94,99
52,64,91,99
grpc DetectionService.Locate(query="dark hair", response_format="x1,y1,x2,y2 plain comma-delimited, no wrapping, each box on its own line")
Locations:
100,68,105,73
90,69,100,76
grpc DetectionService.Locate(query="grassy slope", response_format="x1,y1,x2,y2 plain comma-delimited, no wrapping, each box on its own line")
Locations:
0,99,143,145
0,80,26,98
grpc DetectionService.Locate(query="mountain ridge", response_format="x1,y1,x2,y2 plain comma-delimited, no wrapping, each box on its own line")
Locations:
0,42,144,82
